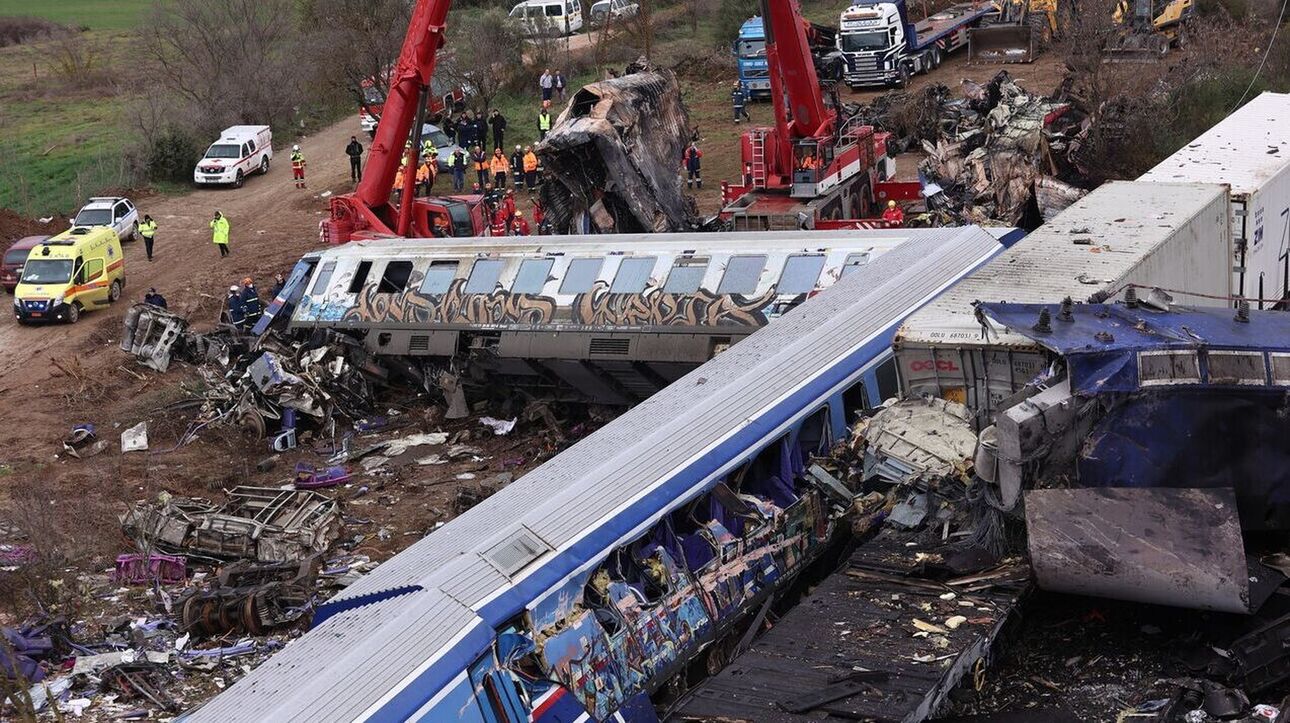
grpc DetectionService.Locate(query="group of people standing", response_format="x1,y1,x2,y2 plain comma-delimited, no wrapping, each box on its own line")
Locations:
223,272,286,331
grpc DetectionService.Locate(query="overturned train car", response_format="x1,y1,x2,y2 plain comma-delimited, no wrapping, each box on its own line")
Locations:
265,230,944,403
187,227,1007,723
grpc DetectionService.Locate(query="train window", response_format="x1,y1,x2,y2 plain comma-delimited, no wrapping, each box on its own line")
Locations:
777,254,826,295
609,256,656,293
1138,350,1200,386
840,252,872,277
512,258,554,294
419,260,459,295
663,257,708,294
309,261,336,295
842,380,868,421
875,357,900,401
559,258,603,294
466,259,505,294
347,261,372,294
717,255,766,295
377,261,413,293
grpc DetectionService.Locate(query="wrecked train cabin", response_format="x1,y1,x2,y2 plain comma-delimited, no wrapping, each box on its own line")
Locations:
185,227,1006,723
266,229,1014,404
894,180,1233,421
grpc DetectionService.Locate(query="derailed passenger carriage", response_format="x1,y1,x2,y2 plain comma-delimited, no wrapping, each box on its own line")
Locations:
188,227,1007,722
272,230,922,403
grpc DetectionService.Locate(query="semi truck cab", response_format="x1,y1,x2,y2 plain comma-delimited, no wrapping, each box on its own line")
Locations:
839,0,989,88
735,17,771,99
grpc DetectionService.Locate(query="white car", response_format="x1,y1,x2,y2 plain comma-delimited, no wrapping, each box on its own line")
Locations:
193,125,273,188
72,197,139,242
509,0,584,36
590,0,639,26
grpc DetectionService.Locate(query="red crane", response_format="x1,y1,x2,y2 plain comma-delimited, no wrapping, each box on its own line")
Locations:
321,0,486,243
720,0,918,231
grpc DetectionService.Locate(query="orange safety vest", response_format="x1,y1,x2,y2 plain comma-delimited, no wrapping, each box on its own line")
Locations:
393,170,404,189
490,154,510,174
416,164,431,182
523,152,538,172
800,156,817,169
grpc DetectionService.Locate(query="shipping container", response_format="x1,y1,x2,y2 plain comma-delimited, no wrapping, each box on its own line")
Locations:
1138,92,1290,309
895,180,1231,419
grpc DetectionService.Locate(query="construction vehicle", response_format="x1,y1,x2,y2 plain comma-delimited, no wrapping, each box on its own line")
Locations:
838,0,994,88
735,15,844,99
721,0,919,231
1106,0,1194,61
968,0,1059,63
322,0,488,243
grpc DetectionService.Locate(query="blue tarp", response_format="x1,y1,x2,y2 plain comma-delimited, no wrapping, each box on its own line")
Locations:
980,302,1290,394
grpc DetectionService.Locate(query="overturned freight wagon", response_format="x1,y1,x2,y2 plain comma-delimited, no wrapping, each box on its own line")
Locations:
894,180,1232,421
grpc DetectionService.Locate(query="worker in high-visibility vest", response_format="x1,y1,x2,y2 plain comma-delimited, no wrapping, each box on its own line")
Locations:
537,108,553,140
210,211,230,258
522,146,539,189
471,145,489,188
416,160,432,197
682,142,702,190
421,138,437,166
393,167,405,202
138,214,158,262
290,145,306,189
489,147,510,189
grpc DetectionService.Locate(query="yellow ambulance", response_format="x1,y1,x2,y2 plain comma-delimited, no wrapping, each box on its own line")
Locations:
13,226,125,324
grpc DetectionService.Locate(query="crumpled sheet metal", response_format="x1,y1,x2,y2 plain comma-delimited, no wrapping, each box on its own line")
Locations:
538,69,695,234
860,397,977,485
1026,486,1251,613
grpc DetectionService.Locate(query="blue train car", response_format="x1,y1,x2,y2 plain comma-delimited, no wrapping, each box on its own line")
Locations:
185,226,1009,723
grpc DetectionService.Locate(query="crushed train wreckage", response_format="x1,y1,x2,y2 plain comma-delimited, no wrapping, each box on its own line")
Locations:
537,64,699,234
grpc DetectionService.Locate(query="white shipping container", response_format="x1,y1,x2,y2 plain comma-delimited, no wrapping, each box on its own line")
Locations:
1139,91,1290,309
895,180,1231,416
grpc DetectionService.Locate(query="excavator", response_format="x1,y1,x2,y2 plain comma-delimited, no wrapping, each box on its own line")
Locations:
320,0,488,243
720,0,914,231
968,0,1058,63
1105,0,1194,61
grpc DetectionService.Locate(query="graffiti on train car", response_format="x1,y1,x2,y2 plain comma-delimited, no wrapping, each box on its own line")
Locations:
328,271,781,329
458,433,840,721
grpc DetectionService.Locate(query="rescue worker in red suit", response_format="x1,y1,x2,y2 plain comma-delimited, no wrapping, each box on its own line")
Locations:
882,200,905,226
511,210,531,236
489,205,508,236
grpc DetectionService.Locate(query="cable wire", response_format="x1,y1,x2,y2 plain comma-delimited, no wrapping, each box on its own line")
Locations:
1232,0,1289,112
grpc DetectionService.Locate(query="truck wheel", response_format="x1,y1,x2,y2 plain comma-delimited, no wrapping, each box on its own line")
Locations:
931,48,943,68
109,280,122,303
895,64,911,89
127,221,138,242
66,303,80,324
234,170,245,189
260,156,270,174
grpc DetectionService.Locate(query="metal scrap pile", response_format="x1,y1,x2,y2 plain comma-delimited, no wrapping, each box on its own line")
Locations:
537,62,698,234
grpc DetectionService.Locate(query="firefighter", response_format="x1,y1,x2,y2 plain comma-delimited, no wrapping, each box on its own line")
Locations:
490,147,510,189
511,210,530,236
241,277,263,329
532,197,547,235
523,146,539,189
490,109,508,151
471,145,488,188
683,141,702,190
510,145,525,188
290,145,306,189
502,188,517,222
489,204,508,237
345,135,363,182
731,82,750,123
450,148,467,191
225,286,246,329
138,214,158,262
882,199,905,226
537,107,553,140
210,211,230,258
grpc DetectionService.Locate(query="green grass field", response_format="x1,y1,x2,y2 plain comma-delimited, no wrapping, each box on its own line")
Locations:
0,0,153,30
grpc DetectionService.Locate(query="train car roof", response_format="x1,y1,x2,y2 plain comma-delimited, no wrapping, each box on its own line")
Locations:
187,226,1005,723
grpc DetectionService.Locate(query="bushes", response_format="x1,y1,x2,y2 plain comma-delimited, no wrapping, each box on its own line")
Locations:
145,129,203,185
715,0,757,50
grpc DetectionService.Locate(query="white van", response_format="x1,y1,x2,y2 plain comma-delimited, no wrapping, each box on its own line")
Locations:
590,0,638,26
193,125,273,188
509,0,584,36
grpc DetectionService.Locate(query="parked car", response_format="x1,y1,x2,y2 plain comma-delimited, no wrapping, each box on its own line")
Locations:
509,0,584,36
2,235,48,293
590,0,639,26
193,125,273,188
420,123,463,172
72,197,138,242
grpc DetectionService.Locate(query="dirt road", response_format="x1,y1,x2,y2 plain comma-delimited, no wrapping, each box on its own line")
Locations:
0,116,362,454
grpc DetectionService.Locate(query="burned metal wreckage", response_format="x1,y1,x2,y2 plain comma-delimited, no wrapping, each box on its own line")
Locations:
537,65,699,235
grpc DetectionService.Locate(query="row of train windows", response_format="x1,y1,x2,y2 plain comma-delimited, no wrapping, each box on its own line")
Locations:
311,252,874,298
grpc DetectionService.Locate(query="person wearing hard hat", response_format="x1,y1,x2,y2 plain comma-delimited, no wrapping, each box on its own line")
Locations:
882,199,905,226
225,285,246,329
241,277,263,329
511,209,530,236
290,144,307,189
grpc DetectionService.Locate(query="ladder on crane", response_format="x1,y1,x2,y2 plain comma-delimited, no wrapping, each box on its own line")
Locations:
750,131,768,189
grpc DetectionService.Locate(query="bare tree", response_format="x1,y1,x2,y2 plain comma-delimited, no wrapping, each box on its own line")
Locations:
624,0,655,61
299,0,412,116
439,8,526,113
143,0,305,136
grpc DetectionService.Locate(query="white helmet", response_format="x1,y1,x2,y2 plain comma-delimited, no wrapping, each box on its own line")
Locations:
292,144,300,151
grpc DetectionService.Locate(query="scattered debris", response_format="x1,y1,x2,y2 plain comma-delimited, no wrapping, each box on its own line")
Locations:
63,423,108,459
114,553,187,585
121,421,149,453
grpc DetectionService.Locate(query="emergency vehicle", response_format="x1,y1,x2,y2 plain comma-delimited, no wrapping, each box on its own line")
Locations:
13,227,125,324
